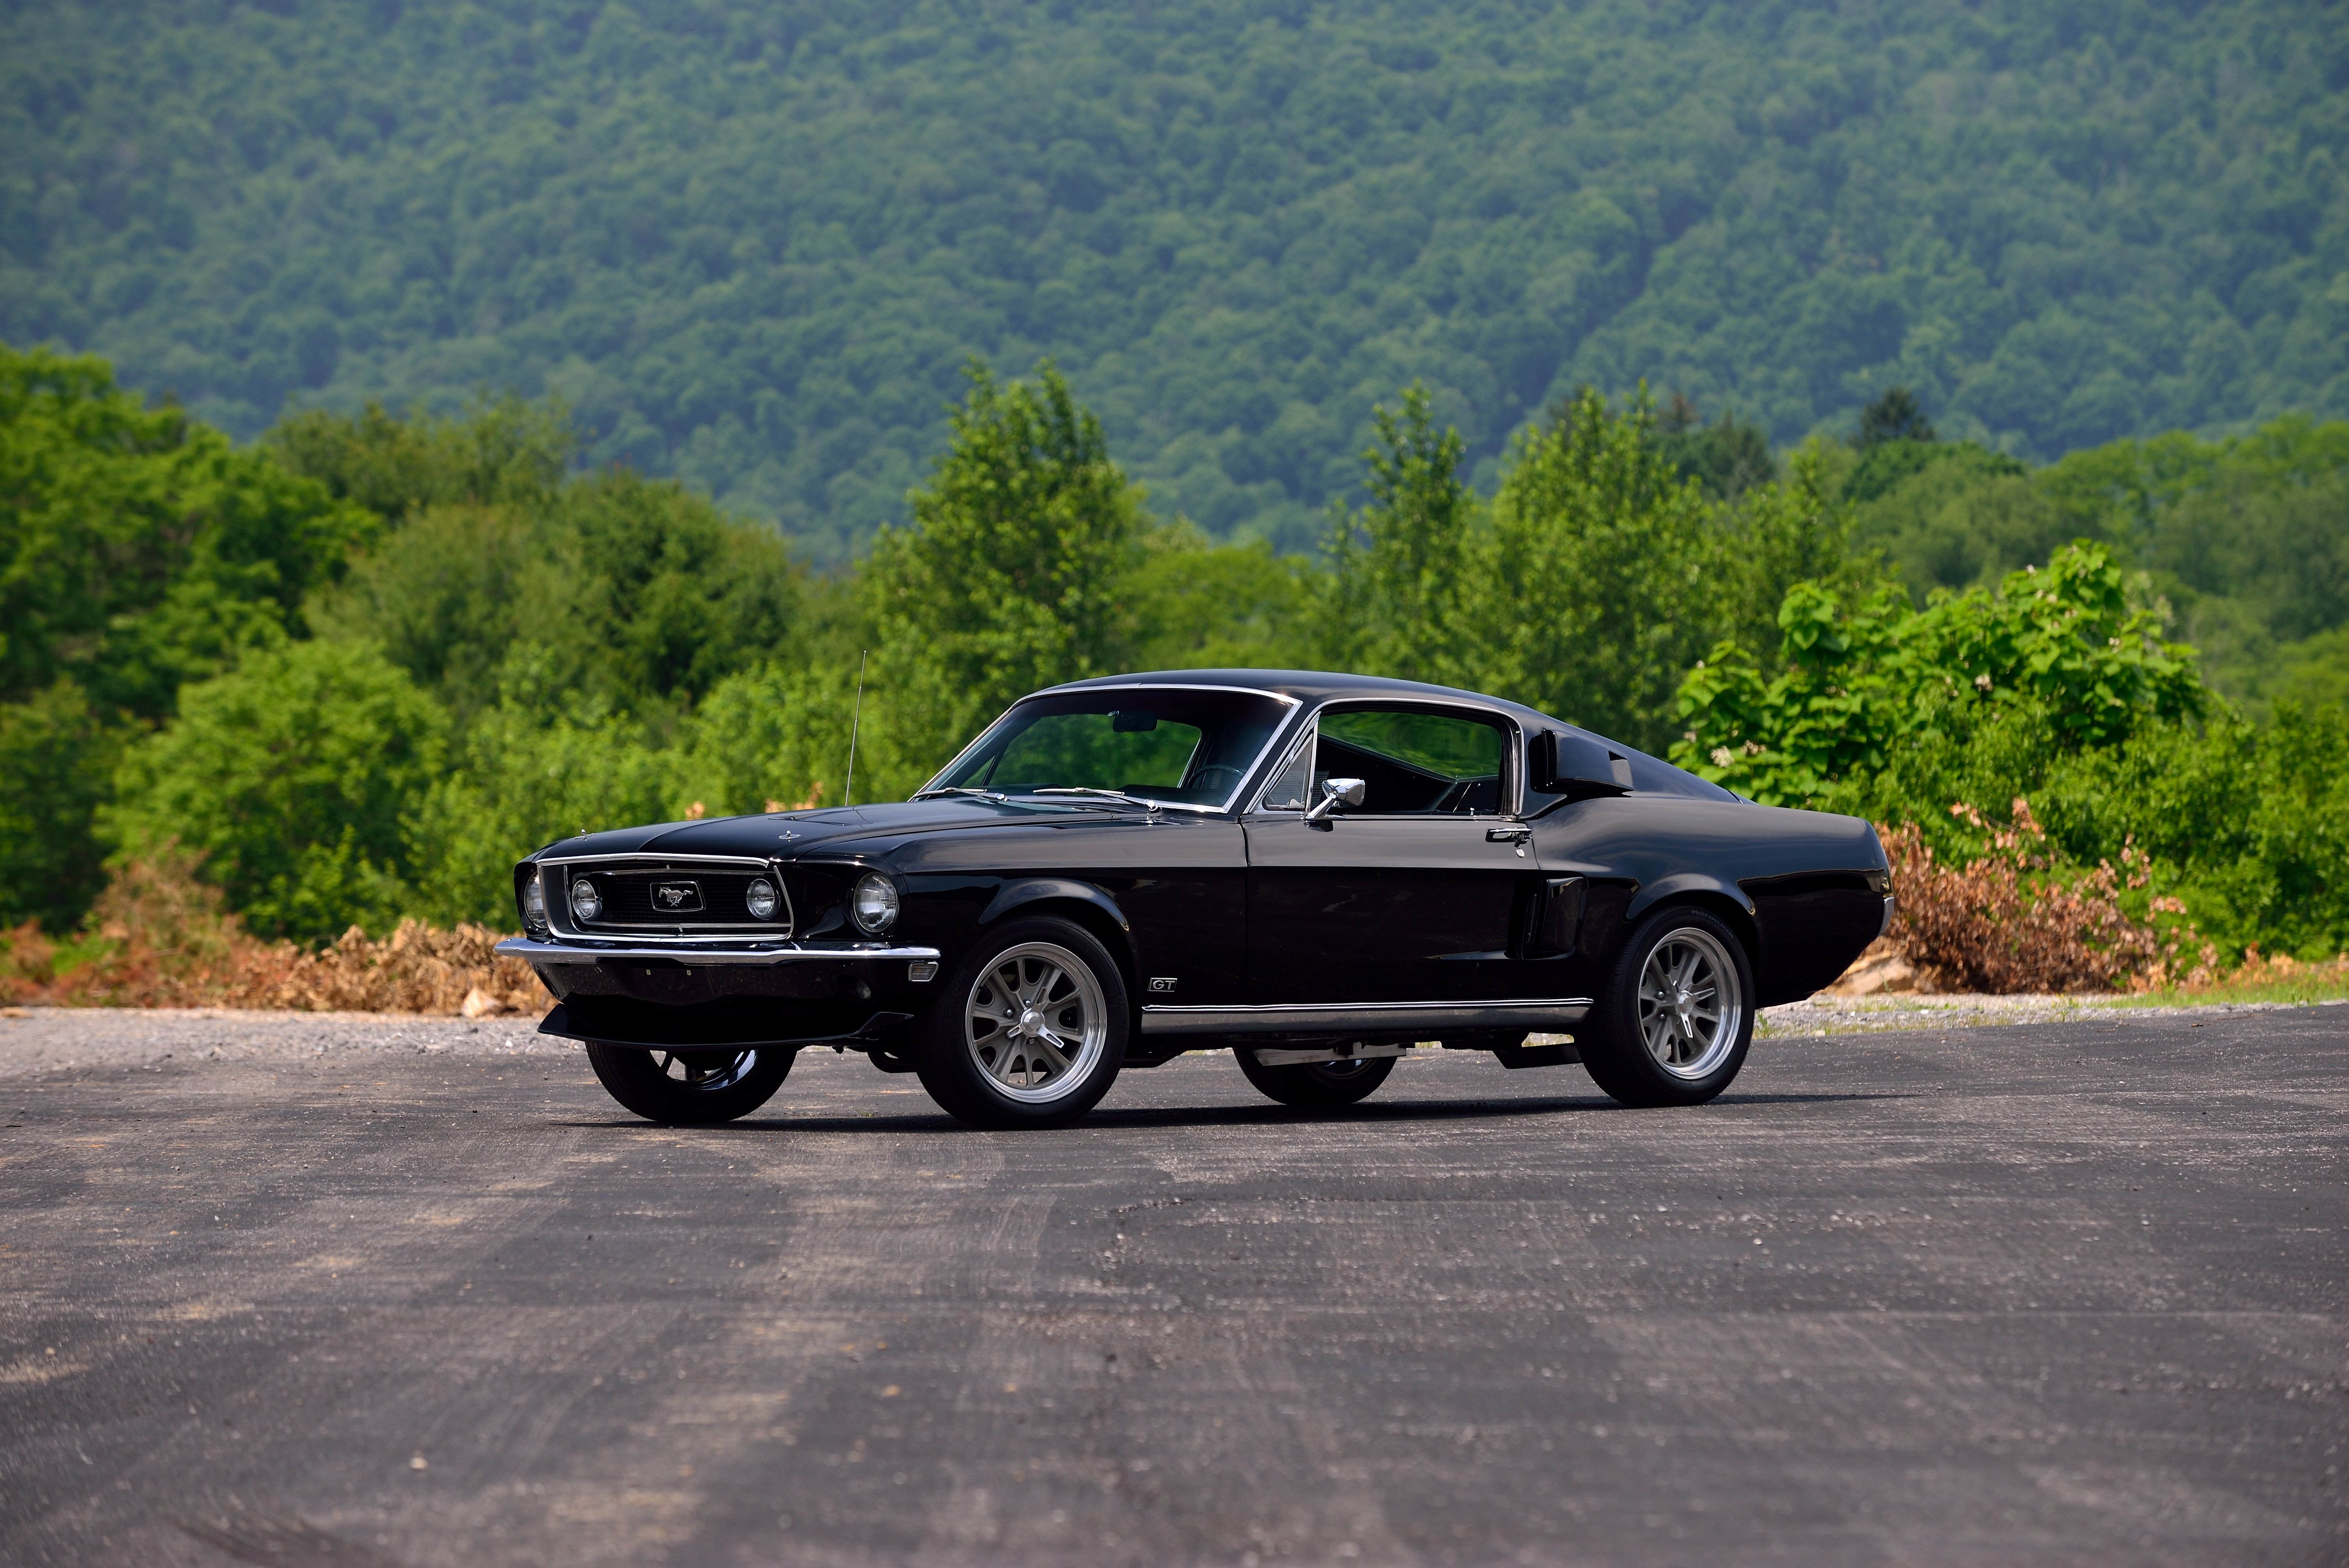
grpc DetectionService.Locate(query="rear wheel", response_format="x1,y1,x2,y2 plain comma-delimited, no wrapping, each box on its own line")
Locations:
1580,907,1754,1108
584,1042,793,1124
1234,1049,1396,1108
914,917,1128,1129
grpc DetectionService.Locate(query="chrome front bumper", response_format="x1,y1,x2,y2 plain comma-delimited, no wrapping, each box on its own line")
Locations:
493,937,943,966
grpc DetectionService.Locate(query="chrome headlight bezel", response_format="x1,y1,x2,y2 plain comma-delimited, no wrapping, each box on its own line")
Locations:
570,877,602,924
521,868,549,934
849,871,900,935
745,877,781,922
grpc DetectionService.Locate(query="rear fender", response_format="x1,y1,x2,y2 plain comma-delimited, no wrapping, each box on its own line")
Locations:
1618,875,1763,978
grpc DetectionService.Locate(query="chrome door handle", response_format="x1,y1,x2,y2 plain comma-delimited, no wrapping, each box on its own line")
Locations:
1486,826,1530,843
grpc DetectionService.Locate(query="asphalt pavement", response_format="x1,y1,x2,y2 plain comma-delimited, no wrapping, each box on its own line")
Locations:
2,1008,2344,1567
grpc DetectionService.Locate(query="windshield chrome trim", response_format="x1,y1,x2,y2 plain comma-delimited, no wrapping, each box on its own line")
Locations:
916,682,1306,816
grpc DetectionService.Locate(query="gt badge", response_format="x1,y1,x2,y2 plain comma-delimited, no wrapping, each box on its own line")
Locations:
1149,976,1178,993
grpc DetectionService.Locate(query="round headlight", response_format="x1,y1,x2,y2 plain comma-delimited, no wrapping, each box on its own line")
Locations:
570,878,602,923
745,877,779,921
521,871,548,930
850,872,899,935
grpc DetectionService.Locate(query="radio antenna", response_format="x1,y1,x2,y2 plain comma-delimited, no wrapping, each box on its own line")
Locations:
843,650,868,807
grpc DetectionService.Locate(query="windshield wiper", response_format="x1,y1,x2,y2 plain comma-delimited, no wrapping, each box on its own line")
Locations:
1028,787,1163,813
912,786,1009,803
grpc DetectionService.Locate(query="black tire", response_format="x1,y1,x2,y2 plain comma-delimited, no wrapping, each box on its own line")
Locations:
584,1042,794,1124
913,916,1128,1129
1233,1048,1396,1108
1581,906,1754,1108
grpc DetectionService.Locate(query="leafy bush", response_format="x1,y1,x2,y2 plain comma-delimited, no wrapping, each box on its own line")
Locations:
105,641,446,941
1880,813,2203,995
1673,542,2201,805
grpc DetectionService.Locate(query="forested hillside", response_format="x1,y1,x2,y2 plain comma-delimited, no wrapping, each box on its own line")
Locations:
5,0,2344,559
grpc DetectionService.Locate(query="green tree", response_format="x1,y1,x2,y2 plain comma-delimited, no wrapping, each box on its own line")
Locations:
267,394,572,528
860,362,1149,796
1475,385,1719,750
310,462,802,726
1314,385,1478,686
1656,393,1776,500
1128,523,1316,673
0,343,369,719
1857,387,1936,448
0,680,122,929
105,641,447,941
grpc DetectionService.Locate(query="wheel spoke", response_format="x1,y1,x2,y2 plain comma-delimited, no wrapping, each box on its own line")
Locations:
960,940,1107,1104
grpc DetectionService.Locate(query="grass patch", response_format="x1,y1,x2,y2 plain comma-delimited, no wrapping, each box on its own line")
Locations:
2112,954,2349,1010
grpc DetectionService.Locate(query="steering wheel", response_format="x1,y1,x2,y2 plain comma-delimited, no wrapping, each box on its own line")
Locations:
1187,764,1245,797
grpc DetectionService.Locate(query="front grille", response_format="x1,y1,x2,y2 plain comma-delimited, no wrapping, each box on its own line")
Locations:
552,858,792,937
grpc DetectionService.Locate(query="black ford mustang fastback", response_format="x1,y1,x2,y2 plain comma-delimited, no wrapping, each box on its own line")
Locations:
496,671,1890,1128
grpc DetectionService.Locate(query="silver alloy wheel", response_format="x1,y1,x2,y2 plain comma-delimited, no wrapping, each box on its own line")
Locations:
964,941,1108,1104
655,1049,761,1092
1636,927,1744,1080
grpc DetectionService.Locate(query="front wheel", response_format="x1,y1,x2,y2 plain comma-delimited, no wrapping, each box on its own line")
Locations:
1580,907,1754,1108
1234,1049,1396,1108
584,1043,793,1124
913,917,1129,1129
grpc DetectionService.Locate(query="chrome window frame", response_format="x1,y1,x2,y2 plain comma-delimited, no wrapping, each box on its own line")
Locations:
543,852,797,942
1245,697,1525,818
917,682,1305,816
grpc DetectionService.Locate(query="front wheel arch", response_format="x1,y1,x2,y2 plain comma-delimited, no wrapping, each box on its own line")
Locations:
979,892,1138,1022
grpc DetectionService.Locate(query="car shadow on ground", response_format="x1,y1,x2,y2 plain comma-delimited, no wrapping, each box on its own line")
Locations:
551,1089,1912,1137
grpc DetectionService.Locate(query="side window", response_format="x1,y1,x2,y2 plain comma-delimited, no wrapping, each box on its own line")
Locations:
1261,730,1316,811
1315,707,1509,814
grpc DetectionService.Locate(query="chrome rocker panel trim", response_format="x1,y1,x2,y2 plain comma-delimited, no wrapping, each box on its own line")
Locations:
1138,998,1593,1035
495,937,943,967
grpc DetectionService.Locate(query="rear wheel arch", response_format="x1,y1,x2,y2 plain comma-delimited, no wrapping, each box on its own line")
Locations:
1619,886,1759,974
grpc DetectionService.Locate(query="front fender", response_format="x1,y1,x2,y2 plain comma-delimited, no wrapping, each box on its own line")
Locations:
977,877,1132,934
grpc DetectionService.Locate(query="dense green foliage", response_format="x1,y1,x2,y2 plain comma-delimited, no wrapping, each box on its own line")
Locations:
9,340,2348,963
103,640,447,939
1848,414,2349,713
1674,542,2205,803
1672,538,2349,957
0,344,371,925
6,1,2344,561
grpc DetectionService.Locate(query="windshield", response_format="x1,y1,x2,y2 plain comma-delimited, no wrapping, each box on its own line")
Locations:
929,688,1294,809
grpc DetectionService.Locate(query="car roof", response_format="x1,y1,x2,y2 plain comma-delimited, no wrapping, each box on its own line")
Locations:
1046,668,1554,725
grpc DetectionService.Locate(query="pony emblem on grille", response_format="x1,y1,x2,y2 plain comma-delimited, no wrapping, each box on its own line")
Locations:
652,881,703,912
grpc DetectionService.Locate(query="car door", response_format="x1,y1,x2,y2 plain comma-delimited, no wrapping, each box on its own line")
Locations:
1242,702,1541,1005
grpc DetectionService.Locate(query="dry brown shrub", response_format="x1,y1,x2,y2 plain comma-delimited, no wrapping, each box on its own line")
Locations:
0,850,549,1016
1881,799,2215,994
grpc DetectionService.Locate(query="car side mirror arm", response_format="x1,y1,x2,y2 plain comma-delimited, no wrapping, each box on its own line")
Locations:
1304,777,1367,822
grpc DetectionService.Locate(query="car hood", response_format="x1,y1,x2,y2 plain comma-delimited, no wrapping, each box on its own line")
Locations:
529,796,1130,862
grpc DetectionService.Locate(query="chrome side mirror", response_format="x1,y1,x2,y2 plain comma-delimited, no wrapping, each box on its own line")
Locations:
1304,777,1367,821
